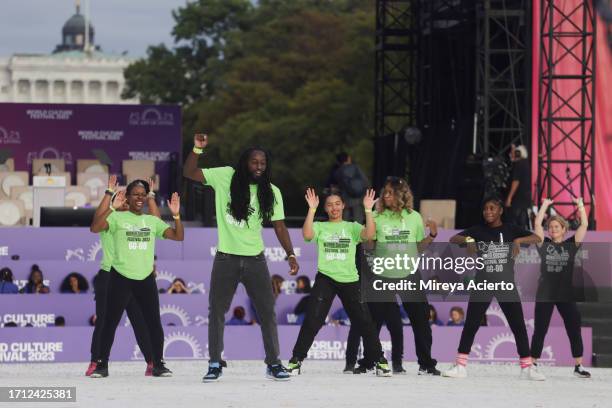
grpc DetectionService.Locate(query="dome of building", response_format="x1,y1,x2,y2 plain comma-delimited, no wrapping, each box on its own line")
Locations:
54,1,96,53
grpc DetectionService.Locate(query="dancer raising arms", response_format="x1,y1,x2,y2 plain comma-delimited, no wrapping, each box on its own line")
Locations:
86,175,156,377
183,134,299,382
286,188,392,377
531,198,591,378
442,197,545,381
89,180,184,378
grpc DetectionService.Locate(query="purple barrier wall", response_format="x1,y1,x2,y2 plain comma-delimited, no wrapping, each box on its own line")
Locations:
0,326,592,366
0,294,567,328
0,103,181,195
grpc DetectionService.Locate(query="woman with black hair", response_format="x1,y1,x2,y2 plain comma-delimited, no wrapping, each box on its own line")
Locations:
183,133,299,382
442,197,545,380
60,272,89,293
85,175,157,377
0,267,19,294
530,198,591,378
286,188,391,377
20,265,50,294
89,179,184,378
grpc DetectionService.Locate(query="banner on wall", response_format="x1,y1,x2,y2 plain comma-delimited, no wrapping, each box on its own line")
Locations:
0,103,181,195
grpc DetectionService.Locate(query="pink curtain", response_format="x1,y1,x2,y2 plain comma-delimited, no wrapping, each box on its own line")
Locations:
532,1,612,230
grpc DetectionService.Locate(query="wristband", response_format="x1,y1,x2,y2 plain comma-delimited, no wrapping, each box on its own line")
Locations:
147,191,156,199
288,254,297,259
465,236,475,243
105,189,114,196
308,208,316,213
365,209,372,213
172,214,180,220
193,146,204,154
429,232,437,238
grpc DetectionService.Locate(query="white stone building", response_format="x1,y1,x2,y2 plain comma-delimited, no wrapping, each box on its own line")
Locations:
0,2,137,104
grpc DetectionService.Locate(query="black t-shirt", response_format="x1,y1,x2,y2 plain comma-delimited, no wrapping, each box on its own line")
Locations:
511,159,531,208
536,236,580,301
459,223,532,282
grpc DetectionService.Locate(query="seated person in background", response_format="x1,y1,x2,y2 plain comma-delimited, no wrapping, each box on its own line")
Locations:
0,267,19,294
226,306,250,326
447,306,465,326
55,316,66,327
60,272,89,294
429,304,444,326
167,278,190,294
20,265,50,294
331,308,350,326
293,276,313,325
296,275,311,294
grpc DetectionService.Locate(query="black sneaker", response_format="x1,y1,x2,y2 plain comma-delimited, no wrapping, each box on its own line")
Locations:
418,365,441,376
392,362,407,375
152,360,172,377
266,364,290,381
90,360,108,378
287,358,302,375
203,364,222,382
574,365,591,378
343,363,355,374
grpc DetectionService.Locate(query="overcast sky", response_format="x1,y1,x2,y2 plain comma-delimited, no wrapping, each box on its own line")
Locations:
0,0,189,58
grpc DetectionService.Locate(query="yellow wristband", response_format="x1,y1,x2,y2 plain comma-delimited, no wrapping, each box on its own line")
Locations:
172,214,180,220
308,208,316,213
365,209,372,213
193,146,203,154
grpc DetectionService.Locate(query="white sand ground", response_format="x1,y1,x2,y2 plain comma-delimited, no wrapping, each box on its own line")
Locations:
2,361,610,408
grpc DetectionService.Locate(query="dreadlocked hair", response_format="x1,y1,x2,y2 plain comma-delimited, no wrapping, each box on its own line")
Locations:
228,147,275,226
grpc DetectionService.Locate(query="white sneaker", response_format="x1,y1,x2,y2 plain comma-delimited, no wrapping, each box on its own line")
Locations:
441,364,467,378
520,365,546,381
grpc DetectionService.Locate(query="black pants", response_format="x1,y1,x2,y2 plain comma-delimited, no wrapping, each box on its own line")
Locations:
346,302,404,365
531,302,583,359
90,270,153,362
98,268,164,363
345,301,436,368
458,293,530,358
292,273,383,366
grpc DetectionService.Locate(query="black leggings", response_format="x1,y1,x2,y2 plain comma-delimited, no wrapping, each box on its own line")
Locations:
292,273,384,366
98,268,164,363
345,301,436,368
458,294,530,358
90,270,153,362
531,302,583,359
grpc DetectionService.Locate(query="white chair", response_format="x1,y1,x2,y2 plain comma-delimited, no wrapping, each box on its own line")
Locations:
65,186,91,207
0,199,26,226
0,158,15,172
0,171,28,199
10,186,33,224
77,159,109,174
77,173,107,202
32,159,65,175
419,199,457,229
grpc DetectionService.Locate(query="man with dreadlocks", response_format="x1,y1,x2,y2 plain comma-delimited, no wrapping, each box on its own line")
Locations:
183,134,299,382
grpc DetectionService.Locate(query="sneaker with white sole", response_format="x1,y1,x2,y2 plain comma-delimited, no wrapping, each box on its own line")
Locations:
573,365,591,378
266,364,290,381
441,364,467,378
520,365,546,381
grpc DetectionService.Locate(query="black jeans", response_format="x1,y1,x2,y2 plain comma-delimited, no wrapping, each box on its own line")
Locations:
458,292,530,358
292,273,383,366
98,268,165,363
531,302,583,359
346,302,404,365
208,251,280,365
90,270,153,362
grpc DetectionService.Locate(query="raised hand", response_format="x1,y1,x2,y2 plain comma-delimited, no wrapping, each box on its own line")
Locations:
305,188,319,209
541,198,553,208
167,192,181,216
194,133,208,148
108,174,118,191
573,197,584,206
112,190,126,210
362,188,377,211
426,218,438,237
148,176,156,193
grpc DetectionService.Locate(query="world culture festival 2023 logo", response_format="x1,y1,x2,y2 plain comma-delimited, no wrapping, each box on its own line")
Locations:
129,108,175,126
0,127,21,145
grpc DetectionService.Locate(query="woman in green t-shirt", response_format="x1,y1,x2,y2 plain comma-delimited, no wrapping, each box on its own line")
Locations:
287,188,391,377
345,176,440,375
89,179,184,378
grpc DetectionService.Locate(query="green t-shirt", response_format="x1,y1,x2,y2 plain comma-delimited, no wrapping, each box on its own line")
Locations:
203,166,285,256
99,230,113,272
106,211,169,280
373,209,424,278
307,221,364,283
